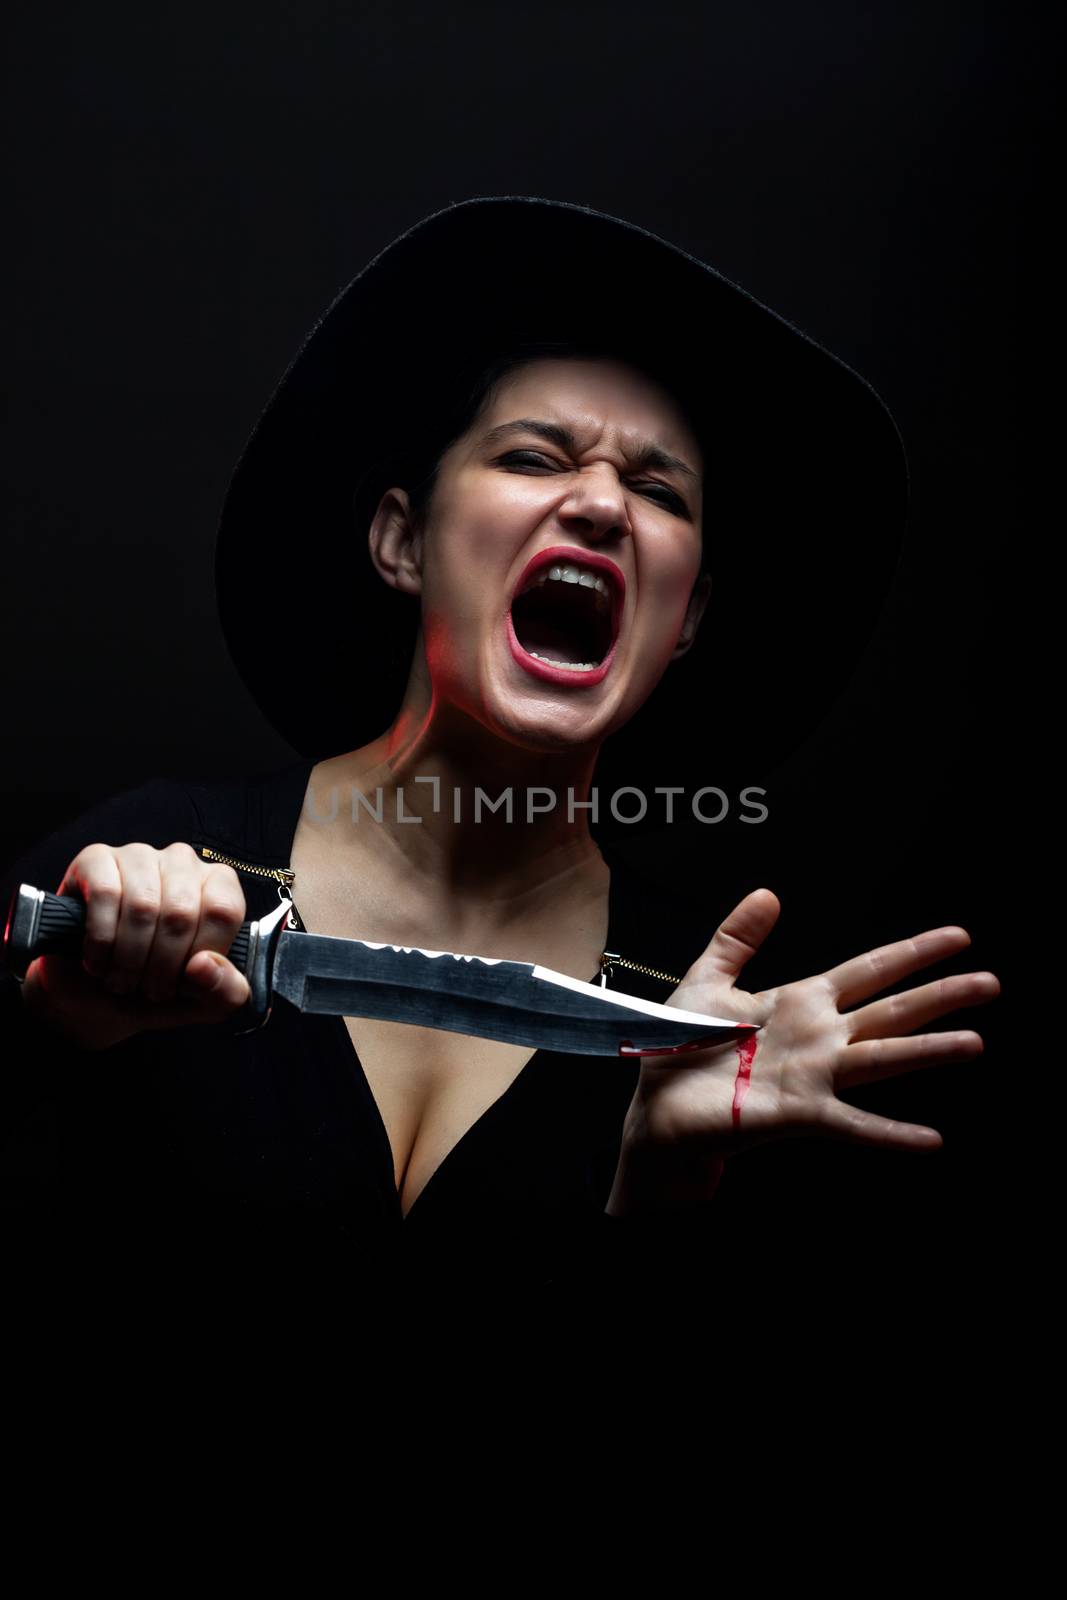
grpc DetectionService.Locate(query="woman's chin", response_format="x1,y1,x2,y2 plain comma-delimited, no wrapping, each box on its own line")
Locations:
481,685,608,759
487,649,661,755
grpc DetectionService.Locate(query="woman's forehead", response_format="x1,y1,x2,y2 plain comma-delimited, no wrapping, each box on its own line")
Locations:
476,356,703,472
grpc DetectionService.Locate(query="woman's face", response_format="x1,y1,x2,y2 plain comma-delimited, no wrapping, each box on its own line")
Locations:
376,356,709,757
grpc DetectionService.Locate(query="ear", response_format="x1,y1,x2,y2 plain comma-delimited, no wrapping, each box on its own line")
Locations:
366,488,424,598
671,571,711,661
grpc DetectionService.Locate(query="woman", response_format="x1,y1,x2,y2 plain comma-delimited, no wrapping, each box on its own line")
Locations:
1,197,999,1296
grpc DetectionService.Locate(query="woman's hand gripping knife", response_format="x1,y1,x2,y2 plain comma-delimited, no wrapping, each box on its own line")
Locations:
604,889,1001,1218
19,841,253,1052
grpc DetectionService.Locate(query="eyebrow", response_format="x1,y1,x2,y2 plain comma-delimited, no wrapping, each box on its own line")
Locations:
479,418,700,484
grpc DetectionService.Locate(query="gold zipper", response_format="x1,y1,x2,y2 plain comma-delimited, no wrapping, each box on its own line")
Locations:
598,950,680,988
197,848,675,986
198,847,296,889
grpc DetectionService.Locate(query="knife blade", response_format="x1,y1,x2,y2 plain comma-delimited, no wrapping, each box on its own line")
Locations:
5,884,757,1057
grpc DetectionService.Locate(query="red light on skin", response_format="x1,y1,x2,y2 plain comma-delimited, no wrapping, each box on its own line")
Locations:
732,1026,759,1128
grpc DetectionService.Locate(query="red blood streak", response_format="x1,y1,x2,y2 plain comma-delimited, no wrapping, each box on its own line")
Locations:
731,1027,759,1128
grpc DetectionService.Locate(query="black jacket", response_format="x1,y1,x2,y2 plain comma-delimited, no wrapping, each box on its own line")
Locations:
1,757,727,1307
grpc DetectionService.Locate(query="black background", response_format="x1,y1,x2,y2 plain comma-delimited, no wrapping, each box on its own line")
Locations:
1,4,1042,1345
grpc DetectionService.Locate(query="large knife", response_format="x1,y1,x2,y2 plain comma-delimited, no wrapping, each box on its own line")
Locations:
4,884,757,1057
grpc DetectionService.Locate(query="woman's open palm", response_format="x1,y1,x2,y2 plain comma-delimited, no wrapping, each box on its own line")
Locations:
638,890,1000,1158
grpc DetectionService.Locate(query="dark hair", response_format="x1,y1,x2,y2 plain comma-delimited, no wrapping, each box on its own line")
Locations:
398,339,710,575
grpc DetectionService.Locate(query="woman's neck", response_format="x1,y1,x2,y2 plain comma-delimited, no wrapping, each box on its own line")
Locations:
297,722,609,941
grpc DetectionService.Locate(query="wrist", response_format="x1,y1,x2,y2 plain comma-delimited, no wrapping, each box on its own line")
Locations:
605,1109,727,1218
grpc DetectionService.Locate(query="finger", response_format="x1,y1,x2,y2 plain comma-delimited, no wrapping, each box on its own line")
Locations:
57,845,124,978
175,951,250,1011
105,845,164,996
836,1030,984,1089
140,845,210,1003
185,863,246,968
845,971,1000,1042
817,1098,943,1152
825,926,974,1009
111,950,252,1027
685,888,781,986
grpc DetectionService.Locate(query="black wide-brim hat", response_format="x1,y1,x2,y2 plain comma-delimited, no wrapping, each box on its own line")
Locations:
216,195,908,790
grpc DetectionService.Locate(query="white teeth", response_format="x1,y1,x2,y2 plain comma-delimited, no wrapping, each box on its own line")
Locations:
530,566,610,603
528,653,600,672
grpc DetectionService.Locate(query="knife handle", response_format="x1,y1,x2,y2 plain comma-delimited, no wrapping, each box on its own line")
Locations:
3,883,289,1035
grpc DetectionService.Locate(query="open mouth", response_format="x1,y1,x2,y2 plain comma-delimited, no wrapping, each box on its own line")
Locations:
509,554,622,672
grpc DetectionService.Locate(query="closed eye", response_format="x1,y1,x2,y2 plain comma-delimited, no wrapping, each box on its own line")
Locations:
497,450,690,517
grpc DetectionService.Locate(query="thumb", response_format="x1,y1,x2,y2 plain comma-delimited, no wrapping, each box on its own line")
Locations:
181,950,229,993
689,888,781,986
173,950,251,1009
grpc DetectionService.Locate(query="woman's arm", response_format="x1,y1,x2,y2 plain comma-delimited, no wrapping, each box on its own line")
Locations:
605,1125,725,1216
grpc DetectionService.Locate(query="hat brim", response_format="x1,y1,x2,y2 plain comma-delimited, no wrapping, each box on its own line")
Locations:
215,195,909,784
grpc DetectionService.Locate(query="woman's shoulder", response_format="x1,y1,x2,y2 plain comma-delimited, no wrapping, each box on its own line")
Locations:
0,772,200,906
0,757,313,907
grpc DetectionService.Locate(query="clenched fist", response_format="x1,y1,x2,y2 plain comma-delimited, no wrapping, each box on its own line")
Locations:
20,841,253,1051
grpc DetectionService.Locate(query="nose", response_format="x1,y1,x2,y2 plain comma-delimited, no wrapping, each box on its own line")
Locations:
556,463,633,545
